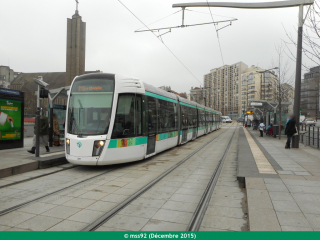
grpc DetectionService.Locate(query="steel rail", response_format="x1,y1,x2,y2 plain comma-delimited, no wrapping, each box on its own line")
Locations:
0,167,119,217
0,123,227,219
82,123,232,231
187,125,237,231
0,165,78,189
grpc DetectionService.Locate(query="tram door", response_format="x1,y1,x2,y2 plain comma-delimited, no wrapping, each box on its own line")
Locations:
146,97,156,155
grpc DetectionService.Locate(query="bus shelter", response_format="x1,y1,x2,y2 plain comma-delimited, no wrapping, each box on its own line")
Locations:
48,87,70,147
249,99,291,128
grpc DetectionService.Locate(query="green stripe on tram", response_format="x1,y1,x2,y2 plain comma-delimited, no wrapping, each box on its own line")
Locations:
108,137,148,148
156,131,178,141
145,91,177,103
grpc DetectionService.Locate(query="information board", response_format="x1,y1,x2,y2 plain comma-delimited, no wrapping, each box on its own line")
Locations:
0,99,22,140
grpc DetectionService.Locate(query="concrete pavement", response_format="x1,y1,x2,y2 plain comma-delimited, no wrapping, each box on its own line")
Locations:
240,127,320,231
0,137,66,179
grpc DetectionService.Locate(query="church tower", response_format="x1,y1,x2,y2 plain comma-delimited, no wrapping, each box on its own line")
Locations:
66,1,86,86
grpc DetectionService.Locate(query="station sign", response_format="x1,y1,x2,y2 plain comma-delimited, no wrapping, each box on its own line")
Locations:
250,102,263,106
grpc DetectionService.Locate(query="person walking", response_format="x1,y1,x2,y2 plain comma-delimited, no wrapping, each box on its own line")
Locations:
53,114,61,146
27,109,50,153
258,120,265,137
285,114,297,149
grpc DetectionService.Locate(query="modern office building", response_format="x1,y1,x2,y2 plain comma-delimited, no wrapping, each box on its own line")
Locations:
301,66,320,118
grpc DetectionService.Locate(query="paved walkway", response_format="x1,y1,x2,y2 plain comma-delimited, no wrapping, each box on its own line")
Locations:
243,128,320,231
0,137,65,179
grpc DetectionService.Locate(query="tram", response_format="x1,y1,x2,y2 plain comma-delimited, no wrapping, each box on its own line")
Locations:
65,73,221,165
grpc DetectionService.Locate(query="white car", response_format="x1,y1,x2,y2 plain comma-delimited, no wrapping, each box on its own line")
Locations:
303,118,316,126
221,116,232,123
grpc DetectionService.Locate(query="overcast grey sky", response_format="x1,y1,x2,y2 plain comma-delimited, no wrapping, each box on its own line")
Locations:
0,0,313,93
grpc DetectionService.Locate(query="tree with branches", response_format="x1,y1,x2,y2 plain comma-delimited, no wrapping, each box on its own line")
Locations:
271,43,295,139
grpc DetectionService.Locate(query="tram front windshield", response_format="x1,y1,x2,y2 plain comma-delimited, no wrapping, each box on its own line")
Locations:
67,78,115,136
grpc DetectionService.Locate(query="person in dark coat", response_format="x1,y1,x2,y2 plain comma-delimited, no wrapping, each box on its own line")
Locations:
27,109,50,153
285,114,297,149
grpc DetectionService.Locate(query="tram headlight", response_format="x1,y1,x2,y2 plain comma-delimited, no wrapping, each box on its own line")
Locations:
92,140,105,156
66,138,70,154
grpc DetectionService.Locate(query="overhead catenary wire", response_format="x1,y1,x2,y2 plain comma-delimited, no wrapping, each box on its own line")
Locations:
136,9,182,31
206,0,225,66
118,0,203,85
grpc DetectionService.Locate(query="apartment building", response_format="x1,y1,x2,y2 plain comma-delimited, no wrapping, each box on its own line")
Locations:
204,62,248,117
240,65,279,113
0,66,15,89
189,87,205,105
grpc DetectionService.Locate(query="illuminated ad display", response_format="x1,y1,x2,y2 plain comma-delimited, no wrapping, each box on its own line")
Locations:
0,99,22,140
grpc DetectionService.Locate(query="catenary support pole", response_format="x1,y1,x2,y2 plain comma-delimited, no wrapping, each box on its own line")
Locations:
292,5,303,148
35,86,40,157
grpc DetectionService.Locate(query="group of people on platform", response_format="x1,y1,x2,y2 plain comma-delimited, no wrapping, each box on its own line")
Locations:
244,114,297,149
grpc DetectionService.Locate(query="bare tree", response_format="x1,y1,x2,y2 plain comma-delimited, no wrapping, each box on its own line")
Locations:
283,1,320,71
272,43,295,139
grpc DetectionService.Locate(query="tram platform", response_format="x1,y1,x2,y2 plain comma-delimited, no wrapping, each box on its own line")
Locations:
239,127,320,231
0,137,67,180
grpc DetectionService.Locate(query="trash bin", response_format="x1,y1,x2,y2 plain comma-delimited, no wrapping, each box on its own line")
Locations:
292,134,299,148
273,125,279,137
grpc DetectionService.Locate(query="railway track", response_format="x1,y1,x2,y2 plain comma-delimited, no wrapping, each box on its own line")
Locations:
0,125,229,219
0,165,78,189
81,123,237,231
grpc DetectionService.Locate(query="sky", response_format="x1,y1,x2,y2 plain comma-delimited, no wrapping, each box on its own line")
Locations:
0,0,314,93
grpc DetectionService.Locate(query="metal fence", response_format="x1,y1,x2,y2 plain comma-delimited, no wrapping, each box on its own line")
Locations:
299,124,320,149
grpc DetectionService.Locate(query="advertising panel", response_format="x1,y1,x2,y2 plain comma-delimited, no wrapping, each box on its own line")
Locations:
0,99,22,140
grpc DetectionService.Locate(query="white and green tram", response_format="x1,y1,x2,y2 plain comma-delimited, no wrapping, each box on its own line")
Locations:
65,73,221,165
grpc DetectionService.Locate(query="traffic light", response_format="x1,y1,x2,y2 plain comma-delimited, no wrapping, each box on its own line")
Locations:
270,112,273,114
300,109,302,116
246,111,253,114
39,88,49,98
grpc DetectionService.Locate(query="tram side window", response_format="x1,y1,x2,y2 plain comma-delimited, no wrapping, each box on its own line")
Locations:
112,94,142,139
158,99,177,133
169,102,177,131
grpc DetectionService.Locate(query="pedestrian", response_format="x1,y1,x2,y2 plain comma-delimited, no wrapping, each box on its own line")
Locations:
285,114,297,149
53,114,60,146
258,120,265,137
27,109,50,153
